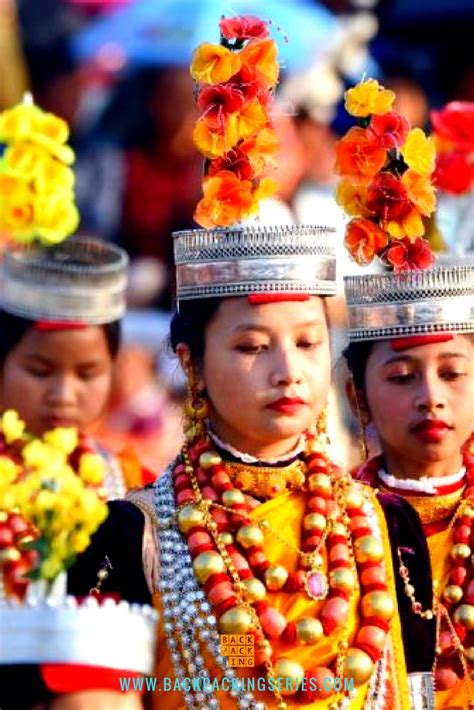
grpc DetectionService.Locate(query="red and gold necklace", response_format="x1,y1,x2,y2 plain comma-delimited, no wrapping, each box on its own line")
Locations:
357,443,474,701
173,430,395,706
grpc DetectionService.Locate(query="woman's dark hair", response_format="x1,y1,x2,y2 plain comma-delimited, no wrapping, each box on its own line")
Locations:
170,299,223,361
0,311,121,366
343,341,375,392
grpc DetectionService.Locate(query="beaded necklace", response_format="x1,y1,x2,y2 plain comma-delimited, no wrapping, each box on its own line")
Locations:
357,447,474,703
169,431,396,707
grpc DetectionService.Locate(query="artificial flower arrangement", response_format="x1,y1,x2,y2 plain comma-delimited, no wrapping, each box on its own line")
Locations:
335,77,437,271
0,410,157,675
431,101,474,195
0,410,108,599
190,15,280,228
0,95,79,245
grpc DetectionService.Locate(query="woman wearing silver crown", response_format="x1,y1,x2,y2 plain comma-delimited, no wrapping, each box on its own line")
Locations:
0,98,156,498
334,78,474,707
63,17,414,710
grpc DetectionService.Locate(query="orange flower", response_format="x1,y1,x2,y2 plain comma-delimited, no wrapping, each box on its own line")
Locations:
194,171,254,228
240,126,279,174
250,176,279,211
193,115,239,159
385,208,425,240
401,128,436,177
344,79,395,118
236,99,268,141
335,127,387,183
401,169,436,216
344,218,388,265
335,179,372,218
190,43,241,84
239,38,279,90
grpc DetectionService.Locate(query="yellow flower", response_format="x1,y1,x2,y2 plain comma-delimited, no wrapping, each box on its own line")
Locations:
190,43,241,84
34,112,69,148
250,177,279,212
78,452,105,486
35,158,75,196
34,196,80,244
22,439,52,469
335,179,373,218
386,208,425,240
236,99,267,141
1,410,26,444
401,169,436,216
193,115,239,159
0,455,18,484
44,427,78,455
70,530,92,553
344,79,395,118
35,488,57,513
0,102,41,143
0,182,36,242
401,128,436,176
3,142,51,179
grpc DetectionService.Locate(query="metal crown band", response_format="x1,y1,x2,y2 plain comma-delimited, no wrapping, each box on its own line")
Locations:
173,225,337,301
1,237,128,324
344,266,474,341
0,597,157,673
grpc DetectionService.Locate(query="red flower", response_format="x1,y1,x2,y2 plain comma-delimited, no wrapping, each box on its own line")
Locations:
366,173,411,221
208,148,254,180
219,15,269,41
431,101,474,152
433,152,473,195
384,237,434,272
369,111,409,150
229,65,259,101
197,84,245,130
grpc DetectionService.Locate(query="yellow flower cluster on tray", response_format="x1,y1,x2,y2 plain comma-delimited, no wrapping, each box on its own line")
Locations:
0,95,79,245
190,15,280,228
0,410,107,592
335,78,437,271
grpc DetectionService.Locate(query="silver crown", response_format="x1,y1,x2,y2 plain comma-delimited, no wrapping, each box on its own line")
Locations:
1,237,129,324
0,594,157,673
344,265,474,341
173,225,337,301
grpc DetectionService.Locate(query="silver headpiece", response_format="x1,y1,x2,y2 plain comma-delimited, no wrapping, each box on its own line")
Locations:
0,594,157,673
173,225,337,301
344,264,474,342
1,237,129,324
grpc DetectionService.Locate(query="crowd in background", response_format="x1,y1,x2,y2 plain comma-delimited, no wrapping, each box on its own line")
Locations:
1,0,473,476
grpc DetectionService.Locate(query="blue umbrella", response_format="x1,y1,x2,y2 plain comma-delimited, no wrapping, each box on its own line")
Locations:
71,0,337,72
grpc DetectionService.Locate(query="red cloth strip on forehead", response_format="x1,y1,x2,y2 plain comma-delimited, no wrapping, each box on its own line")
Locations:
247,294,310,305
35,321,87,331
390,334,453,351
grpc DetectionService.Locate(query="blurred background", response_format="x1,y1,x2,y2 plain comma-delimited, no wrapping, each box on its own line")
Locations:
1,0,473,472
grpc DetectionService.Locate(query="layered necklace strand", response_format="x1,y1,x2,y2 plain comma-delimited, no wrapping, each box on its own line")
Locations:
360,447,474,704
161,429,396,708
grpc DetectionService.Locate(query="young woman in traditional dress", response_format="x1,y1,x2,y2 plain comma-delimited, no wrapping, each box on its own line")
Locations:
344,266,474,709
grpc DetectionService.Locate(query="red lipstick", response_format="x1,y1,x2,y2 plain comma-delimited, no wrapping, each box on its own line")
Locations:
412,419,452,443
266,397,305,415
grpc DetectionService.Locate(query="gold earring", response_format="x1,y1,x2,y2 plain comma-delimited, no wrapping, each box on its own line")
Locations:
350,378,369,463
307,404,331,455
183,360,209,443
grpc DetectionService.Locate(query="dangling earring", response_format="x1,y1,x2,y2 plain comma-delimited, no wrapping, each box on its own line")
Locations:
183,359,209,443
352,389,369,463
307,404,331,455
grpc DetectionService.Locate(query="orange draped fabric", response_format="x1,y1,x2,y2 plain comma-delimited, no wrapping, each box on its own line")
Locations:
150,488,410,709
